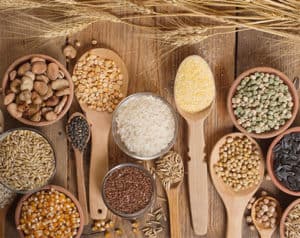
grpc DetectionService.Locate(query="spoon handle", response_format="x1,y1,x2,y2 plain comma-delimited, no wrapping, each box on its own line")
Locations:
86,111,111,220
74,149,89,225
226,202,244,238
166,186,181,238
0,207,8,238
258,229,273,238
187,119,208,235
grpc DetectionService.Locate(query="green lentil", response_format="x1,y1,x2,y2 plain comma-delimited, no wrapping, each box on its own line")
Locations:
232,72,293,134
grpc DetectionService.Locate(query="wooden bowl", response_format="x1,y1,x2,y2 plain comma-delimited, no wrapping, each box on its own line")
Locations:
15,185,84,238
267,127,300,196
227,67,298,139
2,54,74,126
279,198,300,238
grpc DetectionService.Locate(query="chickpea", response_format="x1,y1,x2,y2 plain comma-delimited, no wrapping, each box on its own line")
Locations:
214,136,262,192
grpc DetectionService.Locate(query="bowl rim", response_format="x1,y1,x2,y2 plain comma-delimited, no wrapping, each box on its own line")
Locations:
112,92,179,160
101,163,156,219
227,66,299,139
279,198,300,237
2,54,74,127
0,127,56,194
15,184,84,238
266,127,300,196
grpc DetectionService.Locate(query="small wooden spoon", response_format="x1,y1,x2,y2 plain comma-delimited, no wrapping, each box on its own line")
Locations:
66,112,90,225
209,133,265,238
175,95,214,236
74,48,128,220
157,152,184,238
0,206,10,238
0,186,15,238
251,196,281,238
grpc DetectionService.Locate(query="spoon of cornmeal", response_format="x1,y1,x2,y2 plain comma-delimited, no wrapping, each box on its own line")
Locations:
174,55,215,236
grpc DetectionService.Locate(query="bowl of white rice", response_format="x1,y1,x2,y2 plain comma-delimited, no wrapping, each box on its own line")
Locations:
112,92,178,160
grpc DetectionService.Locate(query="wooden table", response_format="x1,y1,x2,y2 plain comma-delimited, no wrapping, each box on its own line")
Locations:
1,20,299,238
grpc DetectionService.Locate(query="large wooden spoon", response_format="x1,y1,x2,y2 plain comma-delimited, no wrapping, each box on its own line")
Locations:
66,112,90,225
251,196,281,238
174,55,215,235
74,48,129,220
209,133,265,238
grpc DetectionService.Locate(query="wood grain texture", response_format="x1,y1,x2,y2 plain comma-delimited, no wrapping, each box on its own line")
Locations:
9,18,300,238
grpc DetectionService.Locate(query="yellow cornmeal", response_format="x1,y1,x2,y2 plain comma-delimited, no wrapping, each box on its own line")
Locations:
175,55,215,113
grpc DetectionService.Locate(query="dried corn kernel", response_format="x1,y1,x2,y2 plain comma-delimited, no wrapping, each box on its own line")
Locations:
115,228,123,235
19,188,80,238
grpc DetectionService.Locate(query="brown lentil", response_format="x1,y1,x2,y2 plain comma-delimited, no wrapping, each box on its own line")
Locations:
17,188,80,237
103,165,153,215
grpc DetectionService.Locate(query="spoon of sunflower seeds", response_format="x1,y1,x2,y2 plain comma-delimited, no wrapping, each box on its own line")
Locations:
155,151,184,238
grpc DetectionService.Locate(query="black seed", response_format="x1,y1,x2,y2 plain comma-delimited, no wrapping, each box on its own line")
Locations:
273,132,300,191
66,116,90,151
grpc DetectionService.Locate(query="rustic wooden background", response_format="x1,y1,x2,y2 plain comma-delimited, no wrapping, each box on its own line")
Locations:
1,19,300,238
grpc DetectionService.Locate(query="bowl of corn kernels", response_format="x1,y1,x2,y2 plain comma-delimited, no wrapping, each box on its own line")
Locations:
15,185,84,238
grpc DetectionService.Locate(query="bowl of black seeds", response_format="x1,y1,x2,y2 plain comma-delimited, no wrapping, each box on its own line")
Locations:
267,127,300,196
102,163,156,219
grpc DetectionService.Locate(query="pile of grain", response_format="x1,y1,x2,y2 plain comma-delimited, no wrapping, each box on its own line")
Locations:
115,95,175,157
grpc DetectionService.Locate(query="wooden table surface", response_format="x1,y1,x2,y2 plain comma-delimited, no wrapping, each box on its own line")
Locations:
1,20,299,238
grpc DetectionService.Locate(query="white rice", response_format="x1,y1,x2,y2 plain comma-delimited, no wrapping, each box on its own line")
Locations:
115,95,175,157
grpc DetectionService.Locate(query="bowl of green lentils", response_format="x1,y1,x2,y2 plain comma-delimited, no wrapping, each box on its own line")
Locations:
227,67,299,139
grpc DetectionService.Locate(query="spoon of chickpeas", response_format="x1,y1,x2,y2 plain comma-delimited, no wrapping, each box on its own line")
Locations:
209,133,265,238
251,196,281,238
73,48,128,220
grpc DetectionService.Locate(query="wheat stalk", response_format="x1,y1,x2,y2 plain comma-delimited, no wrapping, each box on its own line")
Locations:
140,0,300,40
0,0,42,10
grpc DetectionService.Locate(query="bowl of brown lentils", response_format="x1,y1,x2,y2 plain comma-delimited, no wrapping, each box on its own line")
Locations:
15,185,84,238
2,54,74,126
227,67,298,139
102,163,156,219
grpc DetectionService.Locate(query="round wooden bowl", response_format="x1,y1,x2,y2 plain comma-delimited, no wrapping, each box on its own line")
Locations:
227,67,298,139
267,127,300,196
279,198,300,238
2,54,74,126
15,185,84,238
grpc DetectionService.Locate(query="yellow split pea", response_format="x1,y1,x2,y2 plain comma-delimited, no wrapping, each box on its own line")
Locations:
175,55,215,113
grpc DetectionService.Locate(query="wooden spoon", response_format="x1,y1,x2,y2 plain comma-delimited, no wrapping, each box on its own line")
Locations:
157,152,184,238
175,95,214,235
0,186,15,238
0,206,10,238
74,48,129,220
66,112,90,225
251,196,281,238
209,133,265,238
